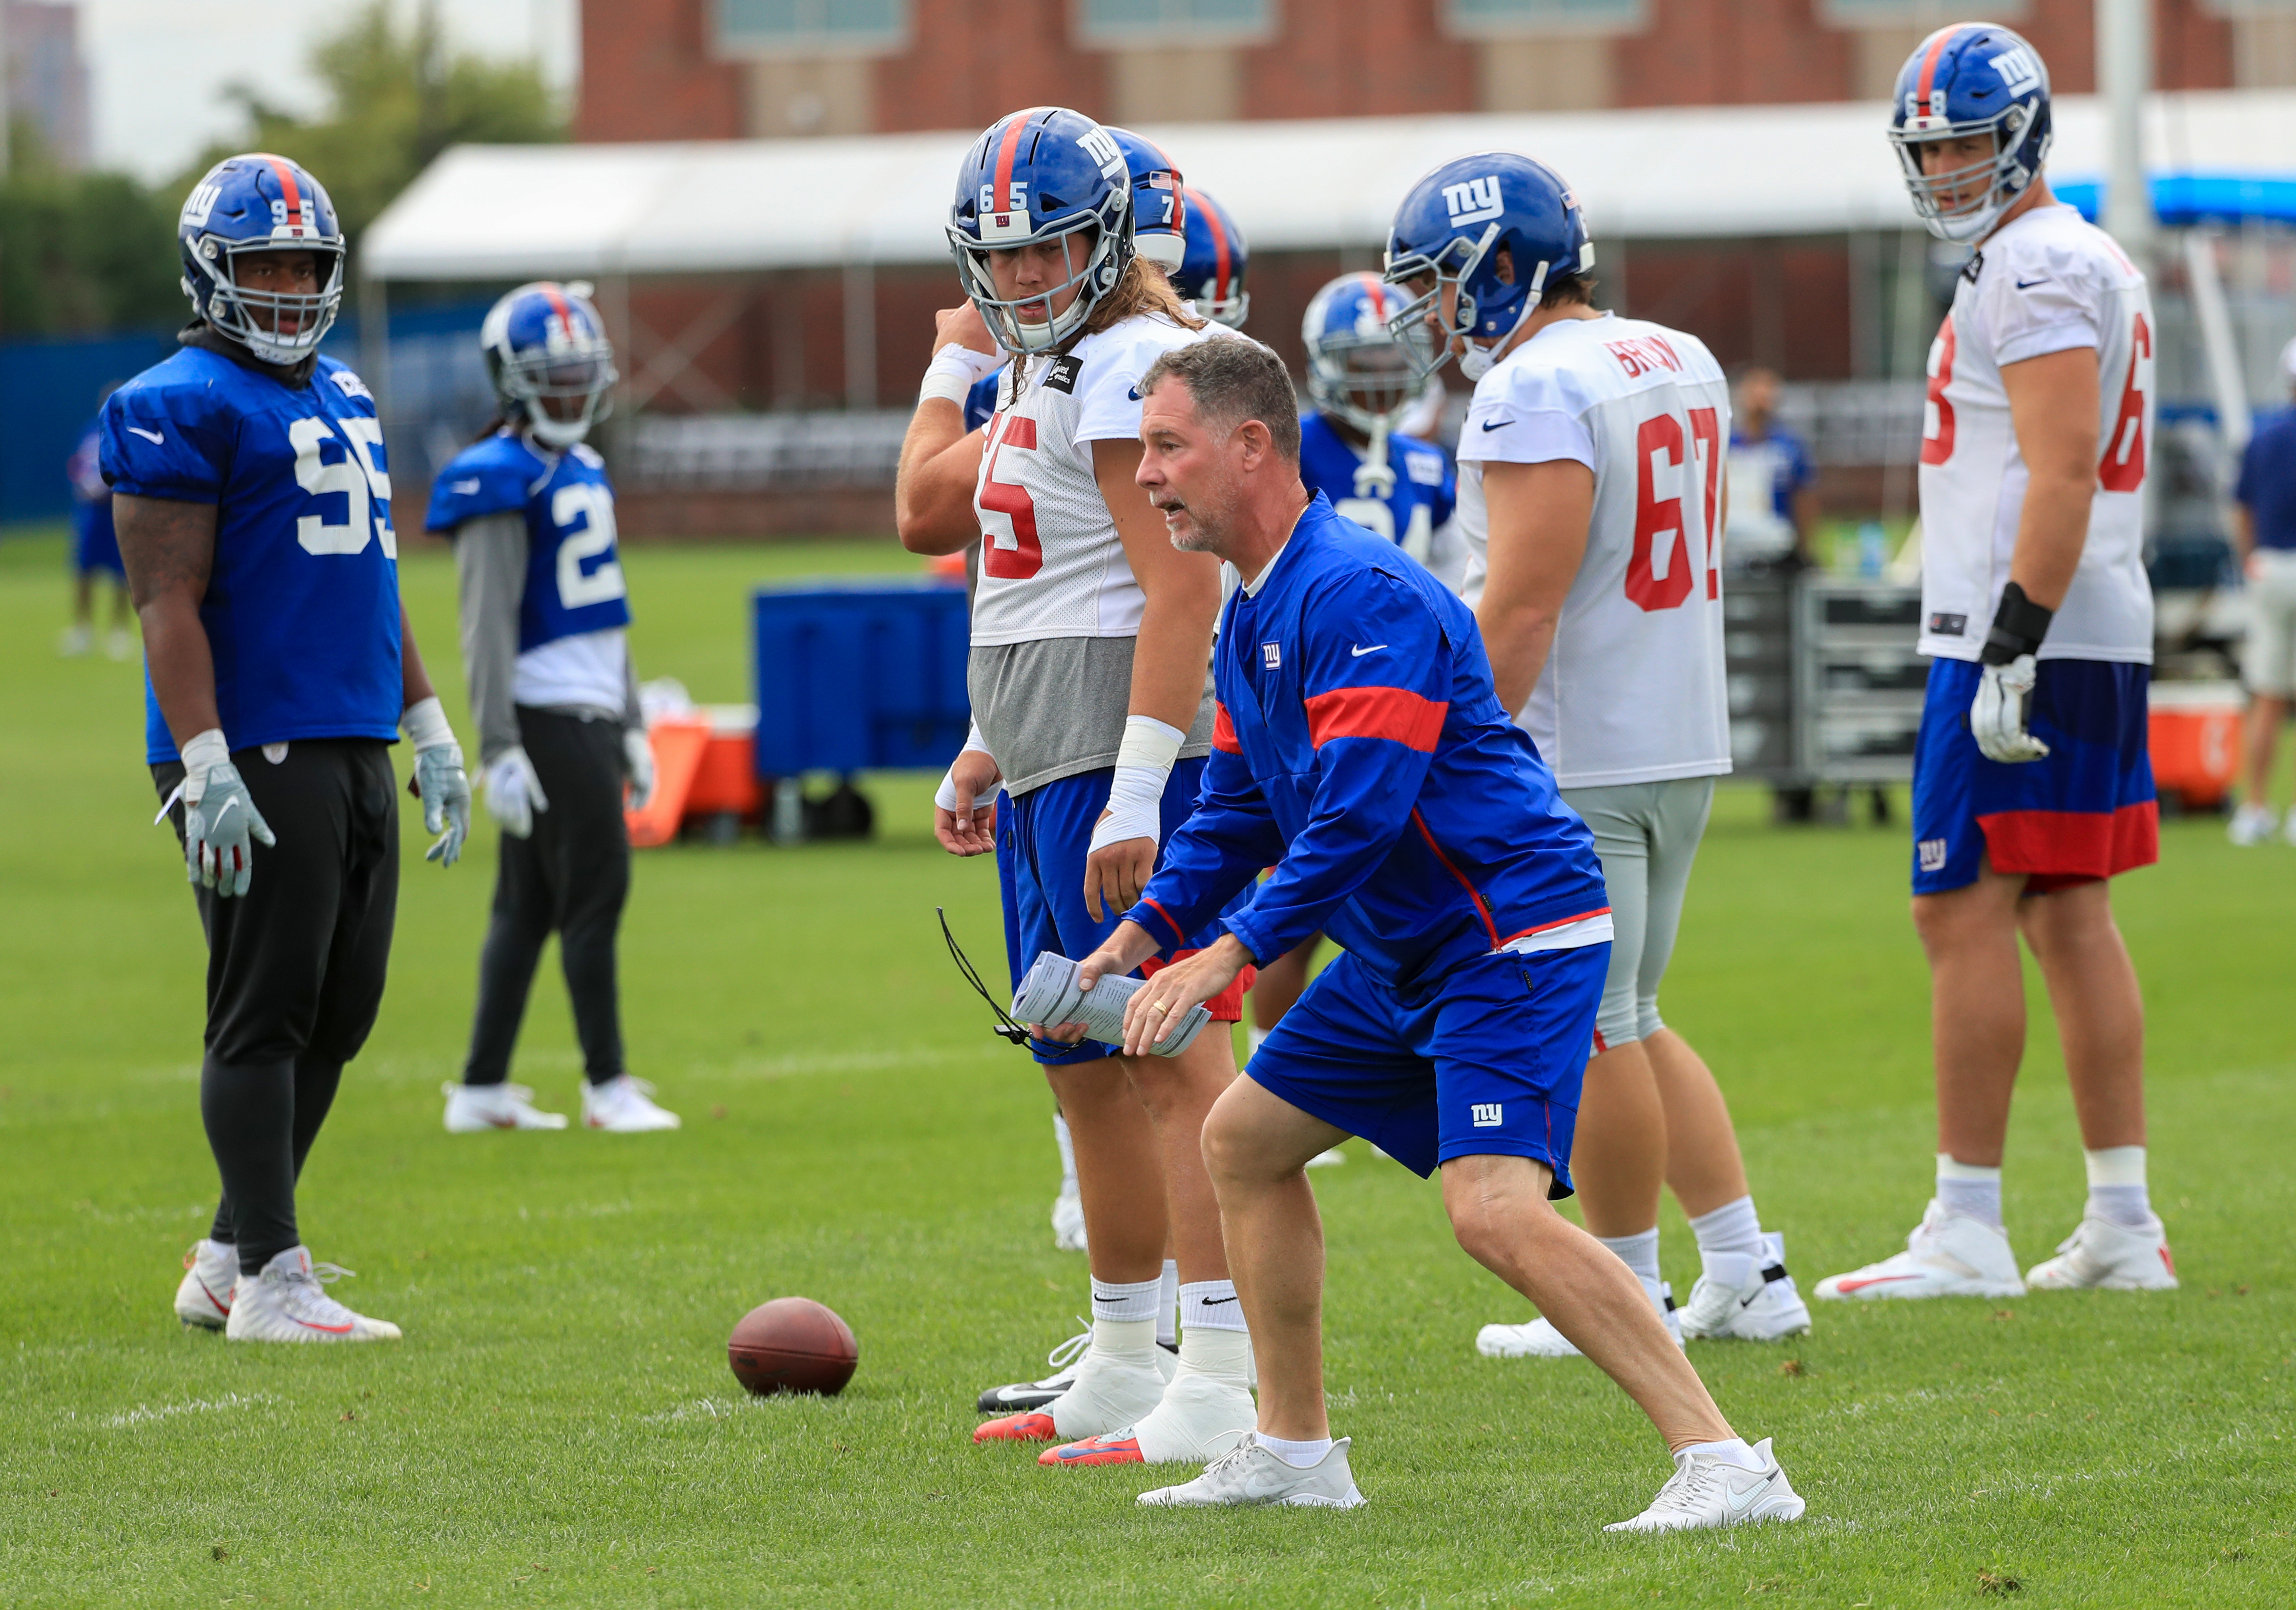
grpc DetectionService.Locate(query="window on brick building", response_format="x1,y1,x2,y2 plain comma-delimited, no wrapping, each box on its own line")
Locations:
1817,0,2027,20
1443,0,1646,36
716,0,907,52
1076,0,1274,45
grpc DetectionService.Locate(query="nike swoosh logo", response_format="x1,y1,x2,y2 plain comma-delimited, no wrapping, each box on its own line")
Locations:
1831,1273,1922,1292
1480,418,1514,432
128,426,165,444
1724,1473,1773,1512
211,797,239,826
1350,644,1387,657
1200,1294,1239,1305
2014,277,2049,289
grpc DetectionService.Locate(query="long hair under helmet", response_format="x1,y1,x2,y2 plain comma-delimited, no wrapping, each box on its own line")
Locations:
177,152,346,366
948,107,1136,354
1887,23,2054,243
481,282,619,449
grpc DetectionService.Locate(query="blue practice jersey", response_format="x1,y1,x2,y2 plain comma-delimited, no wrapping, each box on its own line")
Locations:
963,366,1008,435
2236,407,2296,553
425,432,631,650
1126,495,1607,993
1297,412,1454,561
103,348,403,764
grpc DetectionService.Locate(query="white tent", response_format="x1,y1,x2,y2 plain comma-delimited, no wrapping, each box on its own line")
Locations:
363,89,2296,281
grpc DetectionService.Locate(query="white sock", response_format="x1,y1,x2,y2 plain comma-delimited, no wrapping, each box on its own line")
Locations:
1687,1194,1765,1289
1256,1433,1332,1469
1175,1321,1254,1385
1597,1228,1661,1286
1246,1025,1269,1055
1680,1436,1764,1471
1936,1155,2003,1229
2084,1145,2153,1228
1180,1278,1249,1333
1156,1259,1179,1348
1053,1112,1078,1191
1091,1275,1161,1325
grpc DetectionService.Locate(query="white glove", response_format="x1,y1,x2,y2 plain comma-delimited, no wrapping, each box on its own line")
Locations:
179,728,274,898
623,727,657,811
403,696,471,866
1971,654,2050,763
484,746,550,839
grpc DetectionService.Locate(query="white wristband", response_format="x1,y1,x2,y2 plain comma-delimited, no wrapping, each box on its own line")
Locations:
1088,715,1185,854
919,343,1005,408
935,722,994,812
402,695,457,756
179,728,231,802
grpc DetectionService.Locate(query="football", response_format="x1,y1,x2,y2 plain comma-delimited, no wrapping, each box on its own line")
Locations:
727,1297,859,1397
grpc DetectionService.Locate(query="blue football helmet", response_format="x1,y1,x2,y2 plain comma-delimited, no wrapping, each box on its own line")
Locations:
1888,24,2053,243
1302,271,1434,437
948,106,1135,353
481,282,618,449
176,152,345,365
1106,127,1186,273
1382,152,1593,383
1171,186,1248,329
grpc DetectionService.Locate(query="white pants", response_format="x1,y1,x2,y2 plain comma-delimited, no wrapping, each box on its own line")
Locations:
1559,776,1716,1049
2244,548,2296,698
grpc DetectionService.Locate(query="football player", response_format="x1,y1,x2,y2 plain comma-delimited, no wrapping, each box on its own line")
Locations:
896,107,1257,1468
429,282,678,1136
1246,271,1465,1085
1386,153,1810,1353
1170,186,1248,330
1819,25,2170,1300
110,154,472,1343
63,399,132,660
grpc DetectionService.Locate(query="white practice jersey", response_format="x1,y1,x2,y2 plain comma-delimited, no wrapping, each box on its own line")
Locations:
969,312,1214,646
1457,312,1733,788
1917,202,2155,664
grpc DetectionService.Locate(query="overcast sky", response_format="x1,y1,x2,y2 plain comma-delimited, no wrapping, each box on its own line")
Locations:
79,0,580,184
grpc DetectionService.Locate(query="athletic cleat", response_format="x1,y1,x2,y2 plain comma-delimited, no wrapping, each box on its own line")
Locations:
1680,1233,1813,1342
1604,1437,1805,1533
1814,1200,2024,1301
106,627,134,662
59,624,92,658
974,1411,1060,1443
2024,1215,2179,1291
2228,803,2278,847
581,1074,680,1132
224,1246,401,1343
173,1239,237,1330
1047,1342,1171,1439
1051,1183,1088,1251
1477,1280,1683,1358
1043,1360,1255,1466
975,1321,1174,1414
1137,1434,1367,1509
442,1080,568,1132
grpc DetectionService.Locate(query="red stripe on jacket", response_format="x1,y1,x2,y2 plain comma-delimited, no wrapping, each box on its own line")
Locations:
1212,702,1241,754
1304,686,1447,752
1411,808,1500,949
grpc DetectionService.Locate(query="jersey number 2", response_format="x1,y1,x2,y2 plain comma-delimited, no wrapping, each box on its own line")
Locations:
1626,406,1720,612
290,417,395,557
979,414,1043,579
551,483,629,609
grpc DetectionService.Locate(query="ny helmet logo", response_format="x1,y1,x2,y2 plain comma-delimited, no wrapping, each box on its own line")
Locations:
1990,44,2042,98
1077,127,1126,181
1442,176,1506,228
181,181,222,228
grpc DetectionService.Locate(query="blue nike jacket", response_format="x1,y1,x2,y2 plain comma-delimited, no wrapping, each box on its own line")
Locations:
1125,494,1608,994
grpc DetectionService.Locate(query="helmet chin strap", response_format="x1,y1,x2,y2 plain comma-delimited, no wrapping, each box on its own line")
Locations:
1352,417,1396,499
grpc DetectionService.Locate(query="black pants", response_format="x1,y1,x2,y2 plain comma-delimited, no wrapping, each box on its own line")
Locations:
154,739,399,1271
464,706,631,1087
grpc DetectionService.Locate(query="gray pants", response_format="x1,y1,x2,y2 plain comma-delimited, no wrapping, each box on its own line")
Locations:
1561,776,1716,1049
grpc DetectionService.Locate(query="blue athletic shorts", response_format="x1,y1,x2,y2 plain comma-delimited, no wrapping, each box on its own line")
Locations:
997,758,1252,1067
1244,942,1609,1196
1911,657,2159,896
72,505,123,577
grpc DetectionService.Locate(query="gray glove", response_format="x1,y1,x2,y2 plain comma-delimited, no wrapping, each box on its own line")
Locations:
414,743,472,865
179,730,274,898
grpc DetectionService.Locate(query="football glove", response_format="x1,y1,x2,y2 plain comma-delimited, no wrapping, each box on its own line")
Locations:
484,746,549,840
403,696,471,865
179,729,274,898
1972,582,2054,765
623,727,656,812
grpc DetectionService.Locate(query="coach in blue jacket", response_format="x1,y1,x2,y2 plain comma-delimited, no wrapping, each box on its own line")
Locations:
1073,336,1802,1528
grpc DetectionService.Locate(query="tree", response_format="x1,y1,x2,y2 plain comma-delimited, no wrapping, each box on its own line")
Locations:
180,0,565,251
0,124,184,337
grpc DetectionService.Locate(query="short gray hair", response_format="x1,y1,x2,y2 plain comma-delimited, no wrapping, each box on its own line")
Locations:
1137,337,1301,463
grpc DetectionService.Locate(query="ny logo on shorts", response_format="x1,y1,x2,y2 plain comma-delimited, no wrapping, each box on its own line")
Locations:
1470,1102,1504,1128
1918,838,1949,873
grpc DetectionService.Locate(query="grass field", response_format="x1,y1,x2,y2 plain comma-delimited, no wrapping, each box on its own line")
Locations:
2,529,2291,1608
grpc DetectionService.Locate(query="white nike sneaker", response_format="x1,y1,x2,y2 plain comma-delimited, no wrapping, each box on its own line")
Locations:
1051,1183,1088,1251
1814,1200,2025,1301
1605,1438,1805,1533
1680,1233,1813,1342
1306,1148,1346,1168
442,1080,568,1133
1477,1279,1682,1358
581,1074,680,1132
173,1239,237,1330
1138,1434,1367,1509
2024,1215,2179,1291
2228,803,2278,847
224,1247,401,1343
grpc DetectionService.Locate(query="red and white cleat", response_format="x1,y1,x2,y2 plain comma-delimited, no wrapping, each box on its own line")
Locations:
173,1239,237,1331
2025,1216,2178,1291
974,1411,1059,1444
1814,1200,2025,1302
